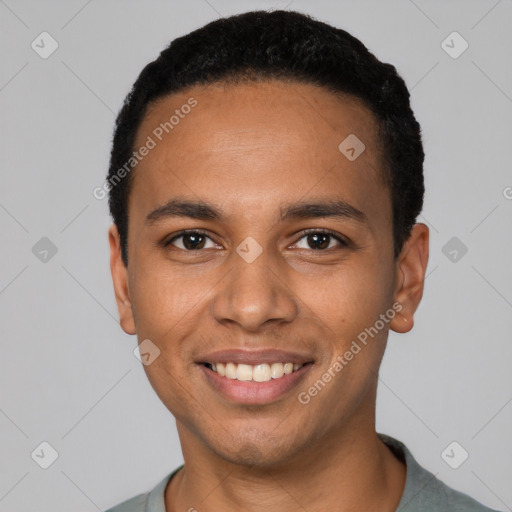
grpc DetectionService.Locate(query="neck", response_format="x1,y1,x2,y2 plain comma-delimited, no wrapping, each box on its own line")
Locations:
165,407,405,512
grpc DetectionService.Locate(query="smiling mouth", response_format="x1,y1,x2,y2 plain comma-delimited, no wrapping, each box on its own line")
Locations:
202,362,310,382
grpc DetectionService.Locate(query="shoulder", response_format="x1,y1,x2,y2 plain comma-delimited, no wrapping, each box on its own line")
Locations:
402,468,500,512
105,492,149,512
104,465,183,512
379,434,501,512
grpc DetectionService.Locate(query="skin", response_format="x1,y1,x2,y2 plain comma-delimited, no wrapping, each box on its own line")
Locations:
109,80,429,512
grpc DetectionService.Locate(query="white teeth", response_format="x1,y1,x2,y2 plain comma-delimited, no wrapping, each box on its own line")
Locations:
253,364,271,382
225,362,237,379
236,364,253,381
270,362,284,379
207,361,304,382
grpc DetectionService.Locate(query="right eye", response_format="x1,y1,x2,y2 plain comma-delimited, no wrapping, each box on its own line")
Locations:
165,230,218,251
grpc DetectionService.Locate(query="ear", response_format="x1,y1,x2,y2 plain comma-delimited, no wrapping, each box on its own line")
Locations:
108,223,136,335
389,223,429,334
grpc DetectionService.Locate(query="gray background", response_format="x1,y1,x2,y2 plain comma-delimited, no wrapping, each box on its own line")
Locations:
0,0,511,510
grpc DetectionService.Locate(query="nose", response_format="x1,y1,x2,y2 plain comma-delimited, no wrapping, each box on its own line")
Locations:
211,246,298,332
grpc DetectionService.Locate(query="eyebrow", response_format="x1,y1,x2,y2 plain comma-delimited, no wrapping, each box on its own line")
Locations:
146,199,223,224
279,199,367,224
145,198,368,225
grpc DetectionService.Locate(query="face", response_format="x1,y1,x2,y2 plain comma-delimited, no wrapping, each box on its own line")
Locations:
109,80,428,468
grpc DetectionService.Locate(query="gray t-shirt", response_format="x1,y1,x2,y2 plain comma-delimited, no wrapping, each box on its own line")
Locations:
105,435,500,512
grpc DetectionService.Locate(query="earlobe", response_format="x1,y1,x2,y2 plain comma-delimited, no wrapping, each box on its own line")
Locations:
108,224,137,335
389,223,429,334
391,310,413,334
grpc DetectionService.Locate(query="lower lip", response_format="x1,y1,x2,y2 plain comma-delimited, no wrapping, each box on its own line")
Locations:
199,363,313,405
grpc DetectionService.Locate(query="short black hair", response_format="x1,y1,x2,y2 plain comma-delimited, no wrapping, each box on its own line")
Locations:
107,10,424,267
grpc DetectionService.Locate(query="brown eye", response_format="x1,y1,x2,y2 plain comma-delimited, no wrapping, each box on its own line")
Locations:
166,231,216,251
307,233,330,250
182,233,206,250
294,230,347,250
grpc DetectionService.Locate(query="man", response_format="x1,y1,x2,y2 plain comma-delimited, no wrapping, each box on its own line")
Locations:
105,10,498,512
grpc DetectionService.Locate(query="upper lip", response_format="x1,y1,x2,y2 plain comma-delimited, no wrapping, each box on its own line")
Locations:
197,349,314,365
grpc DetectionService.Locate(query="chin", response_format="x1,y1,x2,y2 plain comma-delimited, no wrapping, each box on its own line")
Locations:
211,433,303,469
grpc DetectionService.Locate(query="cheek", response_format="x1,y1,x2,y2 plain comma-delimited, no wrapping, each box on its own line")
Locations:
128,266,209,398
129,263,210,337
307,269,391,408
141,359,207,431
298,261,389,336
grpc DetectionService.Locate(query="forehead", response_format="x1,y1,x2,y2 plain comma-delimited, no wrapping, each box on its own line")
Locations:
130,80,389,227
139,80,381,159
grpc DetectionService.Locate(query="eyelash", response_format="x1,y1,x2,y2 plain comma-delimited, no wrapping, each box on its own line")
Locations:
164,228,349,251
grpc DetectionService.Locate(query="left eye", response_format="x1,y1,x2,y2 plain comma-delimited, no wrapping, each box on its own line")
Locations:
294,231,347,250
